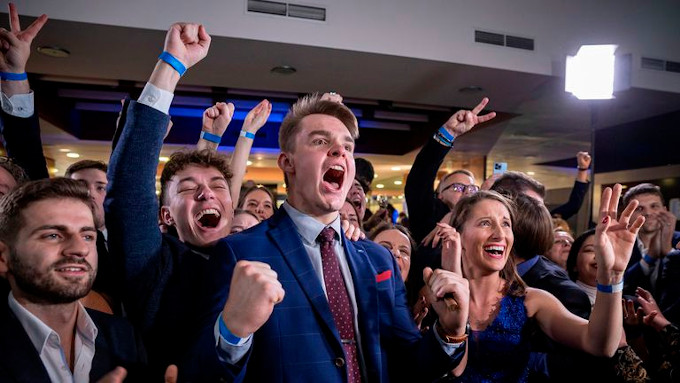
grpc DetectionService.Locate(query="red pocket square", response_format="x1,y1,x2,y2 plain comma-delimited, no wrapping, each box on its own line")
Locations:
376,270,392,282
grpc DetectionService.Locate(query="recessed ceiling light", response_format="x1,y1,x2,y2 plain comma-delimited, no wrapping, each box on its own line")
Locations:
58,148,71,152
527,171,535,176
256,156,263,161
376,184,385,189
159,156,169,162
66,152,80,158
50,168,59,174
270,65,297,75
458,85,484,93
374,173,378,178
394,180,403,185
246,160,253,166
37,46,70,58
391,167,401,171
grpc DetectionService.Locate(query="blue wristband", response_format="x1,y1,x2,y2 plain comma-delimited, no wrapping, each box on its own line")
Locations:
597,280,624,293
438,126,455,142
200,131,222,144
218,315,244,345
0,71,28,81
240,130,255,140
158,51,187,76
642,253,657,265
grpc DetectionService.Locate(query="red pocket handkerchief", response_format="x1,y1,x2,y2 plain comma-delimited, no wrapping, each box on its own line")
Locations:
376,270,392,282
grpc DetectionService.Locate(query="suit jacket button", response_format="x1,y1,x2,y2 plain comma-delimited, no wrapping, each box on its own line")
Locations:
334,357,345,367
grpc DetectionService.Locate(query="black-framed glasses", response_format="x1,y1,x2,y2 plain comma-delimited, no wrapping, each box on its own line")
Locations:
441,182,479,194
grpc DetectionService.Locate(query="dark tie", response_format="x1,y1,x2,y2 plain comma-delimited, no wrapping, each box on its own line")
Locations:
318,227,362,383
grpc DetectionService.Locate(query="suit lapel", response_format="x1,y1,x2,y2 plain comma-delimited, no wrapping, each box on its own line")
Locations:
0,310,52,382
267,209,340,343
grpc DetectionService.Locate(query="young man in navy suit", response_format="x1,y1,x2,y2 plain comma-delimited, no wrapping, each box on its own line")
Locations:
206,94,471,382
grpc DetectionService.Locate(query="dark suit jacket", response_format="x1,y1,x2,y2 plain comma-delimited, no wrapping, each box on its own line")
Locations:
105,101,232,380
0,306,142,382
521,256,591,319
196,208,464,382
0,110,49,181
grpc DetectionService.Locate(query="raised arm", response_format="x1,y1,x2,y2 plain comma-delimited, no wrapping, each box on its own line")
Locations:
0,3,48,180
405,98,495,243
104,22,210,327
227,100,271,206
550,151,591,220
530,184,645,357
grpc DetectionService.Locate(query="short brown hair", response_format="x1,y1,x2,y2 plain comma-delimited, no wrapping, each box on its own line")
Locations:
623,183,664,207
65,159,108,178
437,169,476,193
491,171,546,199
0,156,29,186
159,149,232,205
512,193,554,260
0,178,94,246
278,93,359,152
369,222,416,252
450,190,526,296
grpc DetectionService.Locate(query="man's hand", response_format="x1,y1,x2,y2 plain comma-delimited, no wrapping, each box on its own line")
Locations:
242,99,272,134
96,367,127,383
202,102,235,137
635,287,671,332
320,92,343,104
0,3,47,73
442,97,496,138
577,151,591,169
222,261,284,338
163,23,211,69
423,223,469,337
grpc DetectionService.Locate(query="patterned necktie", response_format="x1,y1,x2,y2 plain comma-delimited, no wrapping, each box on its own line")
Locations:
318,227,362,383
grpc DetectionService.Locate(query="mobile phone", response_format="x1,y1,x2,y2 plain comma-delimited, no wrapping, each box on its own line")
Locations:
493,162,507,175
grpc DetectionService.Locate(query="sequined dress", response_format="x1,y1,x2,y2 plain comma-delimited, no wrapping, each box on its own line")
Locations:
458,294,534,382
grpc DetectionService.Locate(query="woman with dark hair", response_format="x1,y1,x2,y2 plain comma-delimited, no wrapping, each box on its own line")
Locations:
567,229,598,307
238,185,277,221
369,222,415,282
432,186,644,381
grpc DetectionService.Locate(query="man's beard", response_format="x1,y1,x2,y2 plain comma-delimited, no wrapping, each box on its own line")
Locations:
8,249,96,304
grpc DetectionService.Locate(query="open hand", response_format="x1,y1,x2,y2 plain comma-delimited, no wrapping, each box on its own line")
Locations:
242,99,272,134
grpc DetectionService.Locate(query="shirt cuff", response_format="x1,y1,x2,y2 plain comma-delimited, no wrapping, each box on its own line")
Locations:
213,316,252,364
1,91,34,118
137,82,173,115
432,321,466,356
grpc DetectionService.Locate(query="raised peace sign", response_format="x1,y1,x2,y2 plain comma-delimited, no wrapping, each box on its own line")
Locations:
442,97,497,138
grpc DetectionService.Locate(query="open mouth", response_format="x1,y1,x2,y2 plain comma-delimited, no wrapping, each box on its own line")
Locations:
196,208,221,229
483,245,506,258
323,165,345,190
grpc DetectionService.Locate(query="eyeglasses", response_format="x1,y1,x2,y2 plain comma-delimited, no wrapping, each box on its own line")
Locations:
554,239,573,246
441,182,479,194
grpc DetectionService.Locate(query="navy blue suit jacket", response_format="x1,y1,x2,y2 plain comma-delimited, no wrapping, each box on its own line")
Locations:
201,208,463,382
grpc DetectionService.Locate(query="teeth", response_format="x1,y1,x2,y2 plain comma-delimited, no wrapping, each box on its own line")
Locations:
197,208,220,220
57,267,84,272
484,245,505,252
330,165,344,171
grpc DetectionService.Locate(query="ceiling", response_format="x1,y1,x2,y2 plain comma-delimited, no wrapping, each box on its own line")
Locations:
5,12,680,195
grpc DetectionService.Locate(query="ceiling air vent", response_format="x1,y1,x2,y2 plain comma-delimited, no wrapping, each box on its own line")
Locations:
475,30,504,46
247,0,326,21
288,4,325,21
475,30,534,51
505,35,534,51
248,0,287,16
641,56,680,74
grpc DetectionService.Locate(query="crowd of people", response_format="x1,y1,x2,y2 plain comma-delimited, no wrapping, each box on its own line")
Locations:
0,4,678,382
